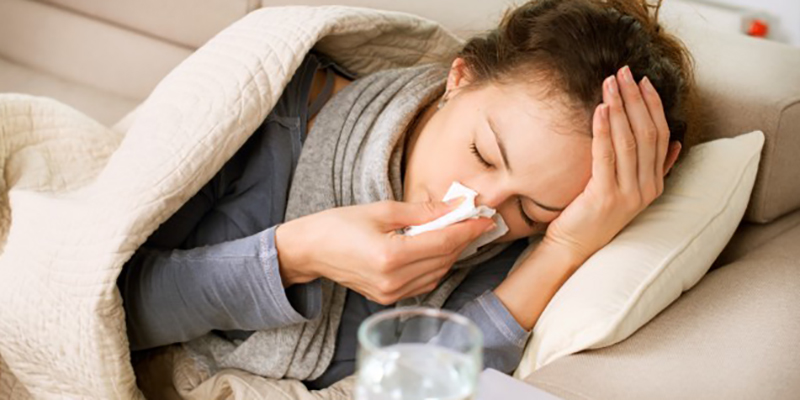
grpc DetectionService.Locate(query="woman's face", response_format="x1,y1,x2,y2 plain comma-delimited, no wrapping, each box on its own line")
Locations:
402,59,593,242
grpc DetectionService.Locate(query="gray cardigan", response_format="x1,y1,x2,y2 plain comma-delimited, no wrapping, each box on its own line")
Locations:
117,50,531,389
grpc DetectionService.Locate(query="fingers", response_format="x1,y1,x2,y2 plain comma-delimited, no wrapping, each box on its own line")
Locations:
616,66,659,199
390,216,494,261
362,257,450,305
591,103,614,190
639,76,671,194
603,66,671,204
392,263,449,300
365,217,491,304
602,75,638,193
378,197,466,230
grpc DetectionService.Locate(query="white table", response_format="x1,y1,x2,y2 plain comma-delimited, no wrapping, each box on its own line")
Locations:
476,368,563,400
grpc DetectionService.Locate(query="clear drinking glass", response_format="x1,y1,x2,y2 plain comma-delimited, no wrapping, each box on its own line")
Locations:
354,307,483,400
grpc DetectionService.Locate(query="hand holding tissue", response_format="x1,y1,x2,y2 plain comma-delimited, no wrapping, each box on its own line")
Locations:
403,182,509,260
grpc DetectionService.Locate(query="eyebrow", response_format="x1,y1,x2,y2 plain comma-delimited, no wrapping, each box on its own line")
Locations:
487,114,566,213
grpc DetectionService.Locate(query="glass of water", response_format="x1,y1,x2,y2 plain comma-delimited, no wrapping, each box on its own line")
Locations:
355,307,483,400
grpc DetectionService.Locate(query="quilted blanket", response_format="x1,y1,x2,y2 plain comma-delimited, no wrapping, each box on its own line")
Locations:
0,6,464,399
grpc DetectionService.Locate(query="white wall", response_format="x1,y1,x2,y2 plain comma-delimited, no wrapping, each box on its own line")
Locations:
262,0,800,46
681,0,800,45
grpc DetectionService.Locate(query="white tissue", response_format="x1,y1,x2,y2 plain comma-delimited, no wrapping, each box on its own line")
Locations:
402,181,509,260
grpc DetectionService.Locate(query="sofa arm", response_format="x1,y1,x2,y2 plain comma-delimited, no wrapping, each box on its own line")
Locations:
667,23,800,224
521,223,800,400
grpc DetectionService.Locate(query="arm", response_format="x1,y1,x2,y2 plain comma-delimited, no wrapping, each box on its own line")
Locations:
118,225,322,351
429,240,581,373
436,239,551,373
492,239,583,331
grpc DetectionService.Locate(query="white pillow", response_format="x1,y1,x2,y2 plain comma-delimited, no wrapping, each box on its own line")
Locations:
512,130,765,378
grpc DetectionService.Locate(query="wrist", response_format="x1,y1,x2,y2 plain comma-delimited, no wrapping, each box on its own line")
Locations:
540,235,592,271
493,239,587,331
274,220,319,287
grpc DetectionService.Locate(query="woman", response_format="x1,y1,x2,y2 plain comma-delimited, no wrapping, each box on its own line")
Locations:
118,0,694,389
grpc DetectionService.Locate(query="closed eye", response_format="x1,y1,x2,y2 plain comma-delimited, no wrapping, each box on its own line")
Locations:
517,197,536,228
470,141,539,228
470,142,492,169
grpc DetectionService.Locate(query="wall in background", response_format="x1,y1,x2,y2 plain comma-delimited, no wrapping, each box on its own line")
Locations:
269,0,800,46
667,0,800,46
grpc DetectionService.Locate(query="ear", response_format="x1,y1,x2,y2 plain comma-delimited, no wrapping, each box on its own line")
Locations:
445,57,475,94
663,141,682,176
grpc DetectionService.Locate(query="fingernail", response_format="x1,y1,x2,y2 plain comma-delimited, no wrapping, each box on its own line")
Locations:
446,196,465,207
622,65,633,83
600,104,609,119
606,76,617,95
483,222,497,233
642,76,654,93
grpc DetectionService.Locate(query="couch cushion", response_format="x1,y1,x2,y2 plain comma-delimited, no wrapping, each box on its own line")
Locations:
0,57,139,127
670,23,800,224
0,0,192,101
38,0,258,49
713,207,800,270
523,223,800,400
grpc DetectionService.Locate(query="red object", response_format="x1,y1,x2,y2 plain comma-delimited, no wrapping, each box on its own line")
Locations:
747,19,769,38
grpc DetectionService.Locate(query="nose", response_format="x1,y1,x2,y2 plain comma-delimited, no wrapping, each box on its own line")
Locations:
473,184,513,210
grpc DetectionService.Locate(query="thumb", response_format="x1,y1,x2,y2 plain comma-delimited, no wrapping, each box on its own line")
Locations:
381,196,466,229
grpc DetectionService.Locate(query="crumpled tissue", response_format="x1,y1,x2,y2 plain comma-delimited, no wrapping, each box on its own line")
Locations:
402,181,509,260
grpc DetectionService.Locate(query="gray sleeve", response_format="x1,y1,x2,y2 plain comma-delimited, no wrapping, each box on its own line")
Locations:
455,291,531,373
442,239,531,373
118,225,322,351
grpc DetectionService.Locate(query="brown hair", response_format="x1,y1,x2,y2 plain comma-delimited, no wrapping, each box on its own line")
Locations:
456,0,698,154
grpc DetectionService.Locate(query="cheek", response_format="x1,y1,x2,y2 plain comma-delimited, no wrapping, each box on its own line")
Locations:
495,204,533,241
419,130,476,197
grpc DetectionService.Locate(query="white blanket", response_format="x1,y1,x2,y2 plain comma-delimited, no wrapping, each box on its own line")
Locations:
0,6,464,398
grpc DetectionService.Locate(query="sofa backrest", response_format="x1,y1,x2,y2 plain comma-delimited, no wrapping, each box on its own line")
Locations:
36,0,259,49
672,23,800,223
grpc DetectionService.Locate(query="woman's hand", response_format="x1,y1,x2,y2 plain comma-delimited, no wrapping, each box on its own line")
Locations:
275,198,495,305
543,66,681,264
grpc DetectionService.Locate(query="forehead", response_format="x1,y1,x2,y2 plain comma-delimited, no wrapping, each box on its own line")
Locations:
484,81,588,135
479,82,593,204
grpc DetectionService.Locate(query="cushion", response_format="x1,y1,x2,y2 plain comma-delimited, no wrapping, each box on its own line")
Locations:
521,224,800,399
0,56,139,127
0,0,192,100
512,130,764,377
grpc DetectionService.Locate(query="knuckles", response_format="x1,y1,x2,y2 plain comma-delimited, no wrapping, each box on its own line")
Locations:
620,136,638,153
372,293,396,306
444,236,461,255
376,277,401,296
624,193,644,211
641,183,659,204
374,244,399,272
601,150,616,165
641,128,659,145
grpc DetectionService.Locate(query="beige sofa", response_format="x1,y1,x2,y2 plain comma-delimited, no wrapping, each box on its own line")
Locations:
1,1,798,399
